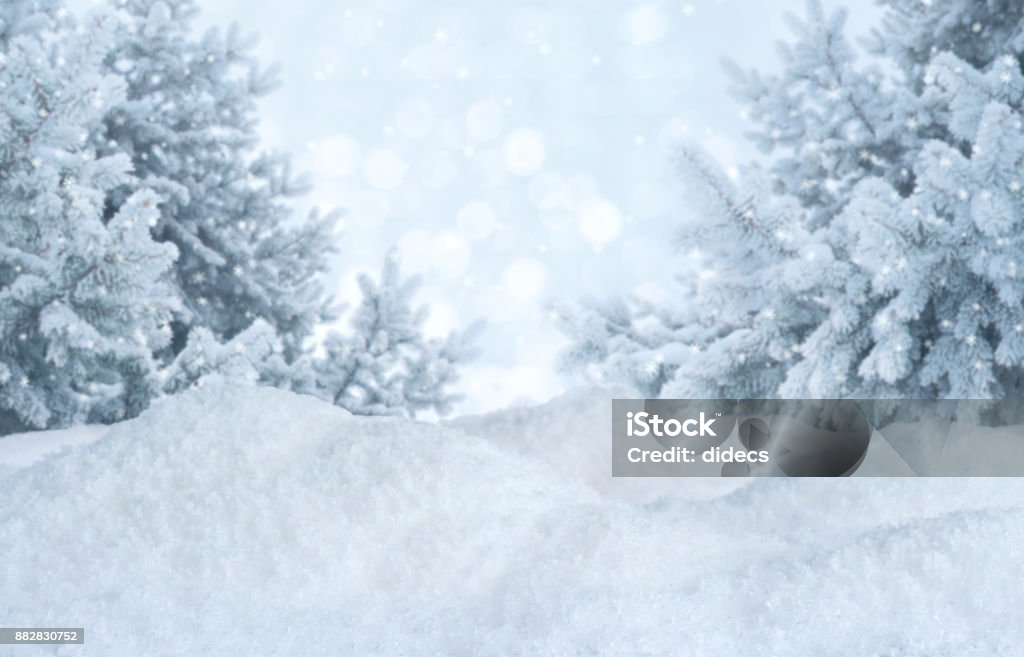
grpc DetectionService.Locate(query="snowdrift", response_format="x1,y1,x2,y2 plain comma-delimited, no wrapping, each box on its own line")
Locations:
2,385,1024,656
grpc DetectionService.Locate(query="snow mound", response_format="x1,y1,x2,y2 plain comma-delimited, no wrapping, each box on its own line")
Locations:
0,386,604,656
2,386,1024,656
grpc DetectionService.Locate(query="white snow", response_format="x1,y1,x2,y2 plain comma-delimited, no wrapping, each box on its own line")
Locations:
0,423,108,478
2,385,1024,656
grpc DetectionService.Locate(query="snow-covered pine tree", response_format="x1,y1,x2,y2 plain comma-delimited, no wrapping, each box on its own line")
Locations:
558,146,814,398
664,149,822,399
554,295,686,398
780,0,1024,398
666,0,919,399
161,319,279,394
1,1,477,430
95,0,338,367
563,0,1024,400
0,9,180,432
721,0,916,398
313,252,480,418
0,0,62,43
97,0,477,413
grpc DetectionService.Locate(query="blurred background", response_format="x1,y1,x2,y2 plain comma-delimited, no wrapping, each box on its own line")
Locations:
69,0,879,413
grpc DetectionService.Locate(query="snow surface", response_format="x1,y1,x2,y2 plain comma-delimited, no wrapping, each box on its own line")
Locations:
0,424,109,480
2,385,1024,656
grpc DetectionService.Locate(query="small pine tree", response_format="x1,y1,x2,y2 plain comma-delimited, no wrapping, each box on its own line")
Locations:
162,319,278,394
555,285,706,398
0,11,179,432
312,252,479,418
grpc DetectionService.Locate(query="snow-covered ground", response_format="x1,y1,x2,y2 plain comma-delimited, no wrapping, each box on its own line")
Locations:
2,385,1023,656
0,424,110,480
